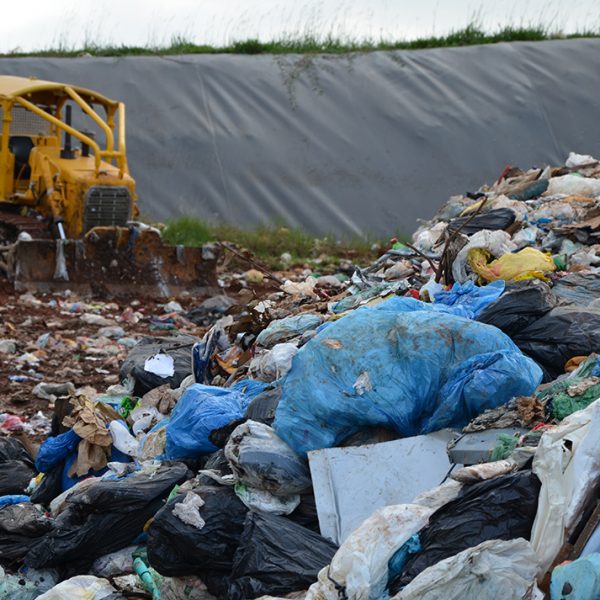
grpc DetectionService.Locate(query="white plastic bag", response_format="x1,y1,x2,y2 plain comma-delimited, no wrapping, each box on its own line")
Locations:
565,152,598,169
530,399,600,574
36,575,115,599
492,194,529,221
393,538,539,600
545,174,600,197
235,483,300,515
305,504,434,600
511,226,540,250
529,200,576,223
108,420,139,457
249,342,298,382
172,491,206,529
412,222,447,253
91,546,136,578
225,420,312,496
130,406,161,436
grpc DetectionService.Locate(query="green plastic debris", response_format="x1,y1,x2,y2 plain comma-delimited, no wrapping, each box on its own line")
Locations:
119,396,139,419
551,382,600,421
535,355,600,421
552,254,568,271
166,484,180,503
509,178,549,201
490,433,519,461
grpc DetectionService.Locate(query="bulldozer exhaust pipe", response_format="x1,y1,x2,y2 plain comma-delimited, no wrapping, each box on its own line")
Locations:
60,105,75,159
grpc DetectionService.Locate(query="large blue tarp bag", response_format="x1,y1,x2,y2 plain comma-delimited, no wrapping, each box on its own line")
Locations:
166,384,250,459
273,308,542,455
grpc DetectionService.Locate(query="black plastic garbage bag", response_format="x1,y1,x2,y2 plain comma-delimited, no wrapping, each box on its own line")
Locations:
447,208,516,236
390,470,540,594
119,335,199,396
147,486,248,578
512,307,600,381
477,283,600,380
147,485,247,597
552,272,600,307
66,463,190,512
0,503,54,566
288,492,320,533
477,280,557,338
0,462,36,495
25,463,190,574
228,511,338,600
29,464,64,506
149,487,246,571
0,438,34,464
0,438,36,496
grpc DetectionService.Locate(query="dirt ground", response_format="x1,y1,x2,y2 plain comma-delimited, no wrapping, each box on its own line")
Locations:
0,280,189,412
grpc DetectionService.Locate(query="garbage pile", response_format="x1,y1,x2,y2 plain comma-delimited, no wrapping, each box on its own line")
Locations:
3,151,600,599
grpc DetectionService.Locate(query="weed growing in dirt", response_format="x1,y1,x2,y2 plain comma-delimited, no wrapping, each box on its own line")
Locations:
160,216,399,269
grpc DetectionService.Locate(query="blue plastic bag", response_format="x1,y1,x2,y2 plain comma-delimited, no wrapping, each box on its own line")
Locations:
433,280,505,318
231,379,270,399
550,553,600,600
35,429,80,473
273,308,542,455
61,445,131,492
0,495,30,508
372,281,505,320
388,534,421,587
165,384,250,459
421,349,541,433
36,427,130,491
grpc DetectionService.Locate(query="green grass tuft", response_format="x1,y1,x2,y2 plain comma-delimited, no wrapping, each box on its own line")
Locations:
161,216,212,247
160,216,399,269
2,25,600,58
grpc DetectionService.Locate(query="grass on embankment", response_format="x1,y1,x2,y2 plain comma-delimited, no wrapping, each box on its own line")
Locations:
2,25,600,58
160,216,395,270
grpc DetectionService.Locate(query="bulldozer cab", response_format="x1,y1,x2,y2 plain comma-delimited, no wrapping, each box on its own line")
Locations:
0,75,137,239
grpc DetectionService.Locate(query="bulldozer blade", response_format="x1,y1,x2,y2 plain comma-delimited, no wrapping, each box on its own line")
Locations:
4,227,220,298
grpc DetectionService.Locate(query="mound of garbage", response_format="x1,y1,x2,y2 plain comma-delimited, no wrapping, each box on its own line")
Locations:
3,151,600,599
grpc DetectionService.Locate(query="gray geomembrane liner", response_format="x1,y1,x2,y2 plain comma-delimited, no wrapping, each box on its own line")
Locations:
1,38,599,235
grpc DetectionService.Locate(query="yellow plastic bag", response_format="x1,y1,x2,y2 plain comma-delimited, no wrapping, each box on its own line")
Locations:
468,247,556,282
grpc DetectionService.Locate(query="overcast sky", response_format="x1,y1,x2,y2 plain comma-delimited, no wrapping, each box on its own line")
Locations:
1,0,599,53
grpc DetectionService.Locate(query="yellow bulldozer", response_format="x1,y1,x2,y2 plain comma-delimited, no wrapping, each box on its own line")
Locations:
0,76,218,296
